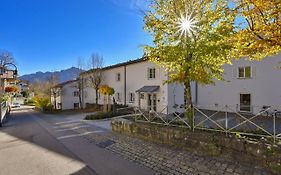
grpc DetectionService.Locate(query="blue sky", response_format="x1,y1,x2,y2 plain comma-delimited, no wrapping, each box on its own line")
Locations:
0,0,152,75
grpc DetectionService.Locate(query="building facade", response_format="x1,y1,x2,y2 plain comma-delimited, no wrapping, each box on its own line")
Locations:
52,54,281,114
197,54,281,114
81,59,192,114
51,80,81,110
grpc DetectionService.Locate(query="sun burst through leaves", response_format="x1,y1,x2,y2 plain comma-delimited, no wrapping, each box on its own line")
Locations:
176,13,198,39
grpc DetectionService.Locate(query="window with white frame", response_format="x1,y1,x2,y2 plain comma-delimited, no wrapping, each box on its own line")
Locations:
129,93,135,103
73,91,79,97
238,66,251,78
116,73,121,81
74,103,79,109
116,92,121,101
148,68,156,79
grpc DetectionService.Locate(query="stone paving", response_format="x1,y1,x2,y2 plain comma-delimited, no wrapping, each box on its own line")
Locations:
53,119,273,175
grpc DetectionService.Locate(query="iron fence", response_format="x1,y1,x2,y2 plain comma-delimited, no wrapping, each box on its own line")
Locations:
134,107,191,129
134,105,281,143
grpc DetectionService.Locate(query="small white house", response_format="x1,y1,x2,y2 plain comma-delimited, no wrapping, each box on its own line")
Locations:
51,80,81,110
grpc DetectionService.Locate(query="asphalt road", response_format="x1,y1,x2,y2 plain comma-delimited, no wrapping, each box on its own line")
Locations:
0,109,154,175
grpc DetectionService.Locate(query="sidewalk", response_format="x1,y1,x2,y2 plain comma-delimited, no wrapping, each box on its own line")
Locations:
35,112,155,175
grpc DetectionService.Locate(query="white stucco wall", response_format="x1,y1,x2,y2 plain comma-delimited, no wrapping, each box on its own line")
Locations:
82,61,174,113
83,66,125,106
61,82,80,110
126,61,169,113
81,60,202,114
197,54,281,114
167,82,197,114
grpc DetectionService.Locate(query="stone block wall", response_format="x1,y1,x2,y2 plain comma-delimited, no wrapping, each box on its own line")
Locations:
111,118,281,174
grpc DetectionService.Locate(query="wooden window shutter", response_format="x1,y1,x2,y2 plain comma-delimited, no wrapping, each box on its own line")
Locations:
232,67,237,79
252,66,256,78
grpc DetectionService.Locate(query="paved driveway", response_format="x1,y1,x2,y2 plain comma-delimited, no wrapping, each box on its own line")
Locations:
0,110,154,175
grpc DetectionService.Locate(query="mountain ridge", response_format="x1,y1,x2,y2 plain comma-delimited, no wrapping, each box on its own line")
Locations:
20,67,84,83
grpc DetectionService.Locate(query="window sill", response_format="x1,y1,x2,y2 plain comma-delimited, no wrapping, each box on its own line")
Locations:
237,77,252,79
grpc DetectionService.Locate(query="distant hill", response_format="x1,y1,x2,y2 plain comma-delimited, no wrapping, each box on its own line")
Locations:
20,67,83,83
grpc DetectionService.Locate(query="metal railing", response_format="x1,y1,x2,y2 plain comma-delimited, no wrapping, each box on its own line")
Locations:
194,105,281,143
134,107,191,128
0,101,9,127
133,105,281,143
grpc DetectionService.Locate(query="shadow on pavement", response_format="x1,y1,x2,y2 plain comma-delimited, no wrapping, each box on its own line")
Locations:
0,110,97,175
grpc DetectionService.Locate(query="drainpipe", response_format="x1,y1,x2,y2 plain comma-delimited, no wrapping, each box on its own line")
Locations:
195,82,198,106
124,65,127,106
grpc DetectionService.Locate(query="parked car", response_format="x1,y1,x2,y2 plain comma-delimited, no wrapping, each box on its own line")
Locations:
11,103,21,108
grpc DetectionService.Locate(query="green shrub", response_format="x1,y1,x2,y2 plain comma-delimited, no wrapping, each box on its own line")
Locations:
34,97,52,111
24,98,35,105
84,111,131,120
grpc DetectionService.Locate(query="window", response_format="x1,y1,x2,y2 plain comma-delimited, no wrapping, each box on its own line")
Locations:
148,68,156,79
238,66,251,78
116,92,121,101
140,93,144,99
58,103,62,109
98,92,101,99
74,103,79,109
73,91,79,97
129,93,135,103
240,94,251,112
116,73,121,81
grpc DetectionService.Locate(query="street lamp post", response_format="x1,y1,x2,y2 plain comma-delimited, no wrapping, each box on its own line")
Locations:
0,63,18,94
0,62,18,127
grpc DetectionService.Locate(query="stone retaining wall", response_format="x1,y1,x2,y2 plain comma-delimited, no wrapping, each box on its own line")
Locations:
111,118,281,174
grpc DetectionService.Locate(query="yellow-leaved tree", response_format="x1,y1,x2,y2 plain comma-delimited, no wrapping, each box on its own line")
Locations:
231,0,281,60
98,85,115,112
144,0,235,124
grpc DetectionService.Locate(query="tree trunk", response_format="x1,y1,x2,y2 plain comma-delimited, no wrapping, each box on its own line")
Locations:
79,92,82,109
184,54,194,129
184,80,194,129
108,96,111,112
103,95,107,112
54,93,57,110
95,89,98,105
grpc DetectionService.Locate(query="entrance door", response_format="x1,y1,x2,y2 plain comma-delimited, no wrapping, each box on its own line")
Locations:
148,94,152,111
240,94,251,112
152,94,157,112
147,94,157,111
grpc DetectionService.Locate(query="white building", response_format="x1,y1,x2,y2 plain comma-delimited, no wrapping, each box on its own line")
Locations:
52,54,281,114
197,54,281,114
81,58,191,114
51,80,81,110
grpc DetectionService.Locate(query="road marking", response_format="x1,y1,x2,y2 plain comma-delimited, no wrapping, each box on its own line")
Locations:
53,123,84,129
57,131,103,140
55,120,82,125
56,125,91,132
